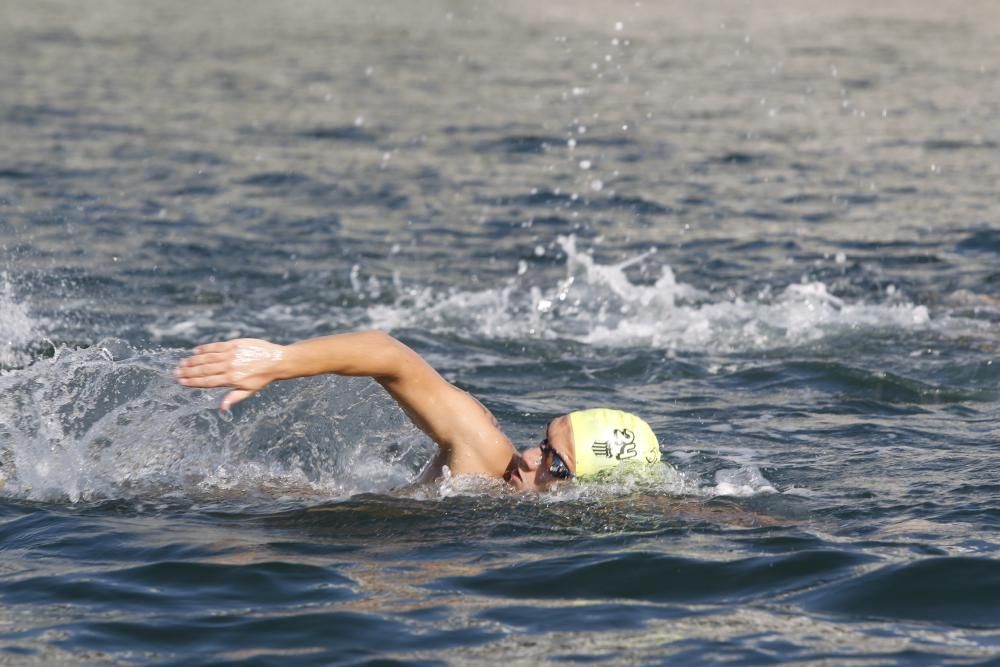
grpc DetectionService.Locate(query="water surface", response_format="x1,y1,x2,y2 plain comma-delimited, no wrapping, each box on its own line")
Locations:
1,1,998,664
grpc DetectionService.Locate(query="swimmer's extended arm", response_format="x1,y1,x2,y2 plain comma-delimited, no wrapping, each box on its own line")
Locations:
175,332,516,477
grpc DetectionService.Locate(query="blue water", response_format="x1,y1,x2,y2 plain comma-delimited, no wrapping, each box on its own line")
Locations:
1,1,998,664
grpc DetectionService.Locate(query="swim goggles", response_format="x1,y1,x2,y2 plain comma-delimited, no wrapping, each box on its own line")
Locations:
540,439,573,480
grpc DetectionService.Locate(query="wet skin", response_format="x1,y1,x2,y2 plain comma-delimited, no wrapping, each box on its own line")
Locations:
174,334,585,491
506,415,574,493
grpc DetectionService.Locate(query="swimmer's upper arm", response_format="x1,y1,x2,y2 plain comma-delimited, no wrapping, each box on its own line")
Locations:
372,337,516,477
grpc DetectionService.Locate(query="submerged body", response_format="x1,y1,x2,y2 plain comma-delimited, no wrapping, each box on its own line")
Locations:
175,331,661,492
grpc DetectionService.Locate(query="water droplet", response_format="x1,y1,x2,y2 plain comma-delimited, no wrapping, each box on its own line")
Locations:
590,179,604,191
579,160,591,170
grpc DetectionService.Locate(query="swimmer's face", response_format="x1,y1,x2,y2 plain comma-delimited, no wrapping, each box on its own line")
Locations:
506,415,574,493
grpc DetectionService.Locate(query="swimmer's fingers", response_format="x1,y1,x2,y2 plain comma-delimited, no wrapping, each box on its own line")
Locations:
193,340,239,355
176,373,231,389
175,339,279,405
175,361,230,380
221,389,253,411
178,352,228,369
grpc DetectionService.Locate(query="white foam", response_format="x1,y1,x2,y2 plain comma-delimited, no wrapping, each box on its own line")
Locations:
710,466,778,498
367,235,934,353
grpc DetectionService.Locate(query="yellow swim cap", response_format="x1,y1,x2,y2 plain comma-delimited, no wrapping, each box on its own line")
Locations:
567,408,662,478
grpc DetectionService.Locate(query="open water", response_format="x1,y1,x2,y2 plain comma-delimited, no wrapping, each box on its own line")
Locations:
1,1,998,664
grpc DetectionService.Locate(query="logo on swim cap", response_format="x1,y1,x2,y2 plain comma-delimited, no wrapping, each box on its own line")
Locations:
569,408,661,478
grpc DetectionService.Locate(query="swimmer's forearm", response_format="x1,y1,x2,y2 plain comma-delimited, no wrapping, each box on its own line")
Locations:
275,331,419,382
177,331,430,411
275,331,460,441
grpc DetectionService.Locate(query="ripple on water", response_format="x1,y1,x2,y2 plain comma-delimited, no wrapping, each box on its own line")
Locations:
66,610,500,663
2,561,357,613
481,189,673,215
475,134,566,155
439,549,874,605
297,125,379,143
956,229,1000,255
799,556,1000,628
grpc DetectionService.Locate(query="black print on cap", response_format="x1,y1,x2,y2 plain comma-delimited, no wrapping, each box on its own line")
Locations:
591,428,638,460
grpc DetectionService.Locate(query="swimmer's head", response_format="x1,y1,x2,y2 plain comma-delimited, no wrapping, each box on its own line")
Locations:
564,408,661,477
507,408,662,492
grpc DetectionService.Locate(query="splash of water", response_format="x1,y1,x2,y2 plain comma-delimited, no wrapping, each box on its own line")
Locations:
0,274,39,368
711,466,778,497
0,338,781,504
0,341,430,502
367,235,932,352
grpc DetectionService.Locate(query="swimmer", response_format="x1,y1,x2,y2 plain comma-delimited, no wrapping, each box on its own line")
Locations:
175,331,662,492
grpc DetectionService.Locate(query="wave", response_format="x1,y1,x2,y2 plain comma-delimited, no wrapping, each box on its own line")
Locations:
442,548,872,604
298,125,378,143
956,229,1000,255
482,190,672,215
799,556,1000,628
475,135,565,155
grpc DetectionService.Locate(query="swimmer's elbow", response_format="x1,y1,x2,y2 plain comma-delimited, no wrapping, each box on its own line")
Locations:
365,330,424,381
368,329,398,347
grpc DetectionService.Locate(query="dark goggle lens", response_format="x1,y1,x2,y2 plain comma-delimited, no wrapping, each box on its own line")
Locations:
541,441,573,480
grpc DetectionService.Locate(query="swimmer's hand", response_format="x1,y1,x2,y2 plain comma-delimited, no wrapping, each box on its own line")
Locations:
175,339,286,410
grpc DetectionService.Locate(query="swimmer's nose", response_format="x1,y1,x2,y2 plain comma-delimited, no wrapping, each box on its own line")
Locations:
520,446,543,471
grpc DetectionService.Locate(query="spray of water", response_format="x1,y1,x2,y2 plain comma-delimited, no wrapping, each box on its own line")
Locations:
0,338,782,503
0,341,787,503
0,273,39,369
0,341,430,502
368,235,932,351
